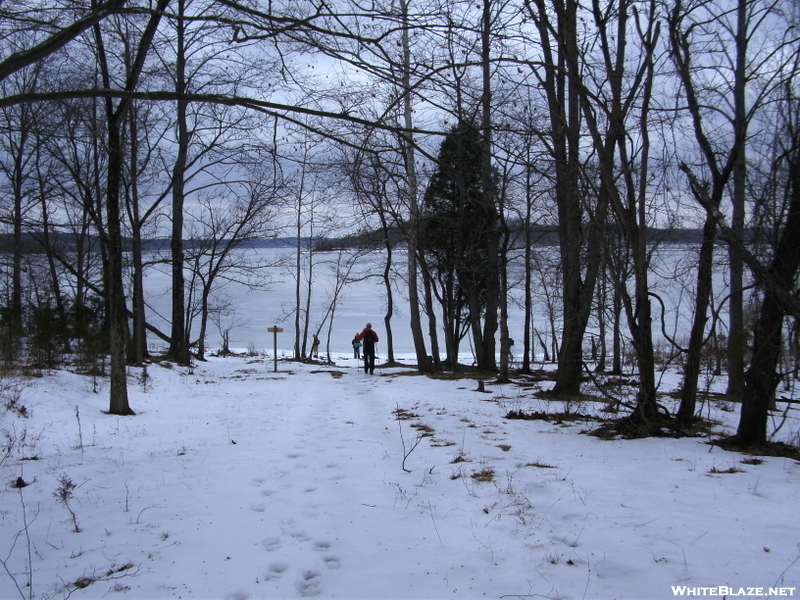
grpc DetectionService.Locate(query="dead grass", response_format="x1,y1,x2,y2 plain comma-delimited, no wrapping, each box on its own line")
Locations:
430,439,456,447
711,437,800,461
525,461,557,469
309,369,345,379
470,467,495,483
411,422,435,436
392,408,420,420
505,410,601,424
708,465,746,474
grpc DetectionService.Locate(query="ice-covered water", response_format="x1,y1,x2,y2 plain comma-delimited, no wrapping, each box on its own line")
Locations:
142,244,726,362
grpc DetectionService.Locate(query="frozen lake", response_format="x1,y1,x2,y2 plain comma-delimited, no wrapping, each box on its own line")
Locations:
141,245,723,364
143,247,439,360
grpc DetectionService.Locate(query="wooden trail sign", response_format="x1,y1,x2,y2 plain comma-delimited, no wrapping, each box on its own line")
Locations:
268,326,283,372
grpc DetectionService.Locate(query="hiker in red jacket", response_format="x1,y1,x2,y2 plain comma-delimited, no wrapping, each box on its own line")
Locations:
356,323,379,374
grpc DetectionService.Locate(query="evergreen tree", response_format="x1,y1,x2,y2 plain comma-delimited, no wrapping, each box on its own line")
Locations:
421,122,498,368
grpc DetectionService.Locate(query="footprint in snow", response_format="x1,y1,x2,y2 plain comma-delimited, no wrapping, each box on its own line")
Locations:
265,561,289,580
280,519,312,542
289,529,311,542
322,556,340,570
296,570,322,597
261,536,281,551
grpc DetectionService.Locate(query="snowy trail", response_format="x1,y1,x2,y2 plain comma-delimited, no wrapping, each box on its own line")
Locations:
2,357,799,600
126,363,402,599
174,363,800,600
236,365,505,600
227,365,424,599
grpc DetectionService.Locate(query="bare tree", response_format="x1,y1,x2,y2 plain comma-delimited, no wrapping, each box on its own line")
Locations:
93,0,172,415
398,0,431,372
167,0,191,365
668,0,793,428
735,83,800,444
183,170,280,359
39,96,109,352
346,145,405,364
0,0,127,84
0,65,47,341
525,0,605,397
577,0,664,426
284,133,330,361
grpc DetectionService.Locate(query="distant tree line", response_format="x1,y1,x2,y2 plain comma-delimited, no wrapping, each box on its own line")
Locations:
0,0,798,446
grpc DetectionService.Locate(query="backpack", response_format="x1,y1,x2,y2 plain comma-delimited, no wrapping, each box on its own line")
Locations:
362,329,376,349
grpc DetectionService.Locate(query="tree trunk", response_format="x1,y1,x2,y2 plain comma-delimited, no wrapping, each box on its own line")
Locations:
420,258,441,370
105,115,134,415
198,288,209,360
129,219,147,365
168,0,190,364
11,123,27,340
498,219,511,382
127,106,147,366
38,158,70,353
528,0,591,395
596,272,607,372
612,284,622,374
522,158,534,373
498,248,510,382
399,0,430,373
736,132,800,444
669,0,751,422
677,215,717,428
294,227,302,359
726,0,748,399
381,222,395,364
478,0,498,373
302,221,314,359
95,0,170,415
293,154,307,360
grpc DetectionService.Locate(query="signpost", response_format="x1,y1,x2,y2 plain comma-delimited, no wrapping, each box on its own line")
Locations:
267,326,283,372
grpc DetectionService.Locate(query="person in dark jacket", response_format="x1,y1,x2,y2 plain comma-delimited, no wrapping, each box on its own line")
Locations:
311,334,320,358
355,323,379,374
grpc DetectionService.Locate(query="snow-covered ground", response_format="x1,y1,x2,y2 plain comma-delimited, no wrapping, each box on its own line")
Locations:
1,352,799,600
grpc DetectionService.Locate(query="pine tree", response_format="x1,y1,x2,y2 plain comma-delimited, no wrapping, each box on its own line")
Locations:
421,122,498,368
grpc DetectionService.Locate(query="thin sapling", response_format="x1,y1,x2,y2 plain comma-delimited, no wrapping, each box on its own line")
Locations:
54,474,81,533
